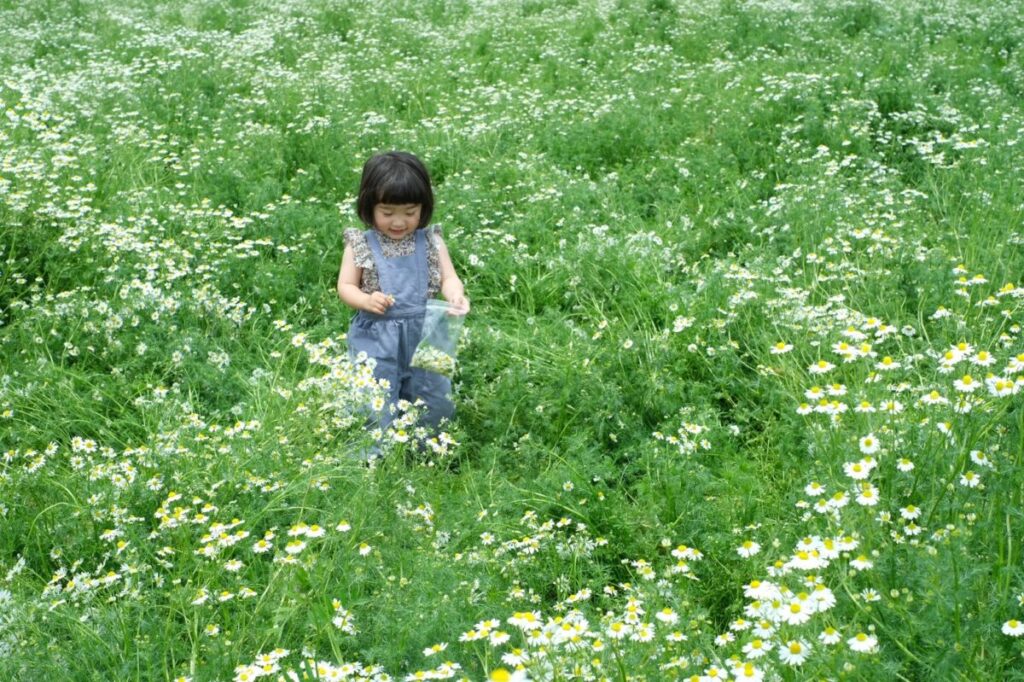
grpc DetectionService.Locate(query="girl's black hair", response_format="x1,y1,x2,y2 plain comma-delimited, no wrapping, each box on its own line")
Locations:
356,151,434,228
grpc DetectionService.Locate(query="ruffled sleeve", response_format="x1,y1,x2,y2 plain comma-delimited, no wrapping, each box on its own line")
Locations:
343,229,374,270
426,224,444,248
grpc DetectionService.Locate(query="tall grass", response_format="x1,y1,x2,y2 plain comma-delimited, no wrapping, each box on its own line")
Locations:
1,0,1023,679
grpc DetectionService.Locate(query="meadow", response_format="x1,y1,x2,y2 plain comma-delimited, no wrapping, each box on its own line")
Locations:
1,0,1023,679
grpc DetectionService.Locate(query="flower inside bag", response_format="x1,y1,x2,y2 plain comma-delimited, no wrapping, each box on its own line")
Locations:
411,300,464,378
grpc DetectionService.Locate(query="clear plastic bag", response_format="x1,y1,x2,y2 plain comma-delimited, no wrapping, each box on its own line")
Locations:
410,300,464,378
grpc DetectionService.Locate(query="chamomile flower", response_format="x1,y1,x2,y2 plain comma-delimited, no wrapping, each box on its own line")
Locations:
827,491,850,510
959,471,981,488
744,580,781,601
741,637,773,659
899,505,921,520
855,483,880,506
919,389,948,406
630,623,655,642
423,643,448,657
287,522,309,537
780,599,813,625
731,661,763,682
737,540,761,558
819,626,842,645
1002,619,1024,637
875,356,900,371
729,618,752,632
771,342,793,354
787,550,827,571
860,588,881,602
837,534,859,551
970,450,994,468
811,583,837,609
970,350,995,366
751,619,776,638
952,341,974,357
842,325,868,341
805,481,826,496
848,632,879,653
854,399,875,413
501,649,529,666
880,399,904,414
843,460,872,480
703,665,730,680
858,433,880,454
850,554,874,571
1006,353,1024,373
489,630,512,646
987,376,1015,397
778,639,811,665
832,340,854,357
953,374,980,393
808,359,835,374
606,621,630,640
655,607,679,624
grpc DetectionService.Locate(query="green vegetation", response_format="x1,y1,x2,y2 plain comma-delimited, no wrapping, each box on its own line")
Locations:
1,0,1023,679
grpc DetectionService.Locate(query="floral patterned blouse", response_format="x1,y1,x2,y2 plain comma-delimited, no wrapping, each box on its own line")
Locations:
343,225,443,297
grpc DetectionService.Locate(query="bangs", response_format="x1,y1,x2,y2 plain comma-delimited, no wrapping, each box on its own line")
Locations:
376,169,430,206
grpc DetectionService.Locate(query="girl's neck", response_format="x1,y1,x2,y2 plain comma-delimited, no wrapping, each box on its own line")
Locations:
375,229,416,242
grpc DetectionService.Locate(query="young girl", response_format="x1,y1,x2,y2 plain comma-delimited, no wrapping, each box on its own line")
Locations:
337,151,469,444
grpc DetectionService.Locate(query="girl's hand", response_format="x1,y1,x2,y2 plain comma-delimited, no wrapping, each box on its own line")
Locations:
364,292,394,314
446,295,470,316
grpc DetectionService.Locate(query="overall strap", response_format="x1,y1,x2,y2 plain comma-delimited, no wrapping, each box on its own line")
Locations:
364,230,392,292
412,228,429,298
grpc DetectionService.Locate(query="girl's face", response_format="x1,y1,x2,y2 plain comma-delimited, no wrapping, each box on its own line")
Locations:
373,203,421,240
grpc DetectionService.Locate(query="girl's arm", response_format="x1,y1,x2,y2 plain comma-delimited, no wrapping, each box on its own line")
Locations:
337,246,393,314
436,235,470,314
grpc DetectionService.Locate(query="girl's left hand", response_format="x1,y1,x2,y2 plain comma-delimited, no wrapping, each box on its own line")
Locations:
447,295,470,316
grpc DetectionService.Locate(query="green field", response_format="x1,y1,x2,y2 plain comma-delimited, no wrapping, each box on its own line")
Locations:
2,0,1024,679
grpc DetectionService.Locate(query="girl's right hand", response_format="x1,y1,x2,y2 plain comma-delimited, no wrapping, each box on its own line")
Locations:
364,292,394,314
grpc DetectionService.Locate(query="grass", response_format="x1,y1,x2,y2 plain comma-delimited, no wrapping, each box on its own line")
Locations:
1,0,1024,680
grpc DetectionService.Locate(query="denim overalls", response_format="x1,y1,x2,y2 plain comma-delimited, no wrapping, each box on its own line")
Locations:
347,228,454,434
